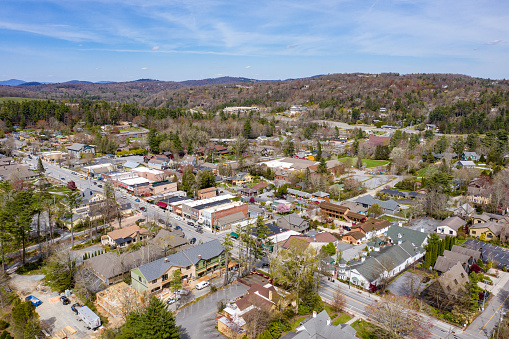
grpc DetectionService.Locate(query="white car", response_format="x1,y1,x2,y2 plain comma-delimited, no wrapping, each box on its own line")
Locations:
195,281,210,290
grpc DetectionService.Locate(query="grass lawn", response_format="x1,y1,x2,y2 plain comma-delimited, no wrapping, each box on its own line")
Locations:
290,316,309,331
48,186,72,193
124,127,144,132
379,215,400,222
351,319,380,339
338,157,389,168
331,312,352,325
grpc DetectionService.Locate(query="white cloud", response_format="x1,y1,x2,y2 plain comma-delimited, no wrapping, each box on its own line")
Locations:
152,46,160,50
245,66,251,69
141,67,148,70
485,40,501,45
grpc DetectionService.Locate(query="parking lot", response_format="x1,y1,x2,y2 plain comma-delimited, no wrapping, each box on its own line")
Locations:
387,271,430,297
9,274,96,338
462,239,509,268
176,283,249,339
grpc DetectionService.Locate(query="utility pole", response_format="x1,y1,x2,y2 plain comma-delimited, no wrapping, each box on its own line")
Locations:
497,309,504,339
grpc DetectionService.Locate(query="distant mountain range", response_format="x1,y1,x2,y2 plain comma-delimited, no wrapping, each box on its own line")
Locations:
0,76,267,87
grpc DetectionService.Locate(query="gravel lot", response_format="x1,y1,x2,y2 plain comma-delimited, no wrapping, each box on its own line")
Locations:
363,177,392,189
387,272,429,297
9,274,97,338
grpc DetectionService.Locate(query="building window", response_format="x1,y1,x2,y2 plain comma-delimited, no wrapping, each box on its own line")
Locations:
162,274,168,281
472,231,476,235
454,279,458,285
186,265,191,270
460,273,465,278
139,276,142,282
151,279,157,284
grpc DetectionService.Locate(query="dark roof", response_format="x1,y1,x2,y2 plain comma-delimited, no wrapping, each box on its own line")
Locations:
136,239,223,282
194,199,230,211
380,189,406,198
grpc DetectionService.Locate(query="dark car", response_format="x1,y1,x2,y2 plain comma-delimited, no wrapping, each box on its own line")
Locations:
187,221,194,226
175,226,182,231
140,207,146,211
71,303,81,314
137,218,145,223
60,296,70,305
98,184,103,188
196,227,203,234
190,237,196,244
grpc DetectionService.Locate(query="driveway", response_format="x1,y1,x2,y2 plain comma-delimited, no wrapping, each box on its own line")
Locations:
387,271,429,297
176,283,249,339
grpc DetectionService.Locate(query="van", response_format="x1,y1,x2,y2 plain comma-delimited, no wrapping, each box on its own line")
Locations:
195,281,210,290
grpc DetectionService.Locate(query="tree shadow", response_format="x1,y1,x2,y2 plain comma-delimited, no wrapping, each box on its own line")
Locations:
179,326,191,339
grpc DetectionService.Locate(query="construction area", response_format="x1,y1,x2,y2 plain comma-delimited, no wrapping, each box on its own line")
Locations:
96,282,144,325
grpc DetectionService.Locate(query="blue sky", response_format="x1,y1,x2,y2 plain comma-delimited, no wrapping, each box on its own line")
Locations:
1,0,508,82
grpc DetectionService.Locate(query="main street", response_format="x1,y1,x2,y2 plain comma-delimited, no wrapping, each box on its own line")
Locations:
23,154,232,253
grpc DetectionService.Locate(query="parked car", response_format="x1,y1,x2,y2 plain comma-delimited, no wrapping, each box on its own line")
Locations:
140,207,146,211
196,227,203,234
60,296,70,305
190,238,196,244
134,198,140,202
178,289,190,296
196,281,210,290
93,182,97,185
175,226,182,231
187,221,194,227
137,218,145,223
98,184,103,188
122,195,127,199
166,293,181,304
71,303,81,314
61,177,65,180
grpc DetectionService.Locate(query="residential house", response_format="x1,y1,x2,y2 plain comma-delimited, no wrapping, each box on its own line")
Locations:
467,185,492,206
147,157,169,170
0,164,37,181
122,161,141,170
276,213,309,232
454,203,475,220
379,189,407,199
436,216,467,236
354,195,400,214
472,212,509,224
219,283,283,338
457,160,476,168
352,219,392,240
101,225,150,248
422,263,469,311
450,245,482,261
461,152,479,161
67,143,96,158
311,191,329,203
342,231,367,245
319,201,368,223
346,241,425,289
433,250,473,274
180,155,198,167
131,240,225,294
230,172,253,186
281,310,357,339
469,221,507,240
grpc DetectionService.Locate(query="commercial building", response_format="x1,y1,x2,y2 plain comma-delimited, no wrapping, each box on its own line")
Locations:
181,194,235,220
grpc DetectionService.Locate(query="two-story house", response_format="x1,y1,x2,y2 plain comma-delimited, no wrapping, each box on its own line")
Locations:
67,143,96,158
131,240,225,294
101,225,150,248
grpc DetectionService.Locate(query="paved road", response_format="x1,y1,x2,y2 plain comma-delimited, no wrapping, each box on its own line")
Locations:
176,283,249,339
319,279,481,339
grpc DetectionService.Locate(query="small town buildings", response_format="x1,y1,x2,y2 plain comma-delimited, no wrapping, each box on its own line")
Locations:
385,224,428,248
131,240,225,294
40,151,69,162
198,187,217,200
0,164,37,181
276,213,310,232
436,216,467,236
319,201,368,223
457,160,476,168
101,225,150,248
67,143,96,158
148,180,177,195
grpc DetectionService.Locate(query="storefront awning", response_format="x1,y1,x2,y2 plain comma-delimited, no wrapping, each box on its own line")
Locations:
157,201,168,208
230,232,239,239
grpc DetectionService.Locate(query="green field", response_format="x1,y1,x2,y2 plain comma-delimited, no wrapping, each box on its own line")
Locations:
331,312,352,325
338,157,389,168
0,97,45,103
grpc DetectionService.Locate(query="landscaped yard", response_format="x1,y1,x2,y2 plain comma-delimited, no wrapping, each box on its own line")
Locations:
351,319,380,339
331,312,352,325
338,157,390,168
290,315,309,331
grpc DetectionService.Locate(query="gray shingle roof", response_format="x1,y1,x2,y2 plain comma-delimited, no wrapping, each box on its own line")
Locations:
354,195,400,211
439,216,466,231
353,241,424,283
282,310,357,339
136,239,223,282
385,225,428,247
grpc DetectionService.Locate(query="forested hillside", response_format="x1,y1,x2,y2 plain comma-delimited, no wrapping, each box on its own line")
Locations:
0,73,508,134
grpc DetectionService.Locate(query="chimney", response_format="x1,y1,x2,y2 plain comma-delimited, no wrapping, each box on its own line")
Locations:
327,318,331,326
398,221,402,227
312,311,317,318
198,254,202,260
361,256,365,262
420,226,424,233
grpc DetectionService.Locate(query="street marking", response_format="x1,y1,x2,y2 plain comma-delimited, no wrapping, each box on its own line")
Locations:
478,292,509,334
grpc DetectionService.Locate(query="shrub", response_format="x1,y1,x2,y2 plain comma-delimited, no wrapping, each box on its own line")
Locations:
211,286,217,293
0,331,13,339
0,319,9,331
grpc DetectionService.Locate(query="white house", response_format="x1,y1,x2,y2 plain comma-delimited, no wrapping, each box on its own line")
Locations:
436,216,466,237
